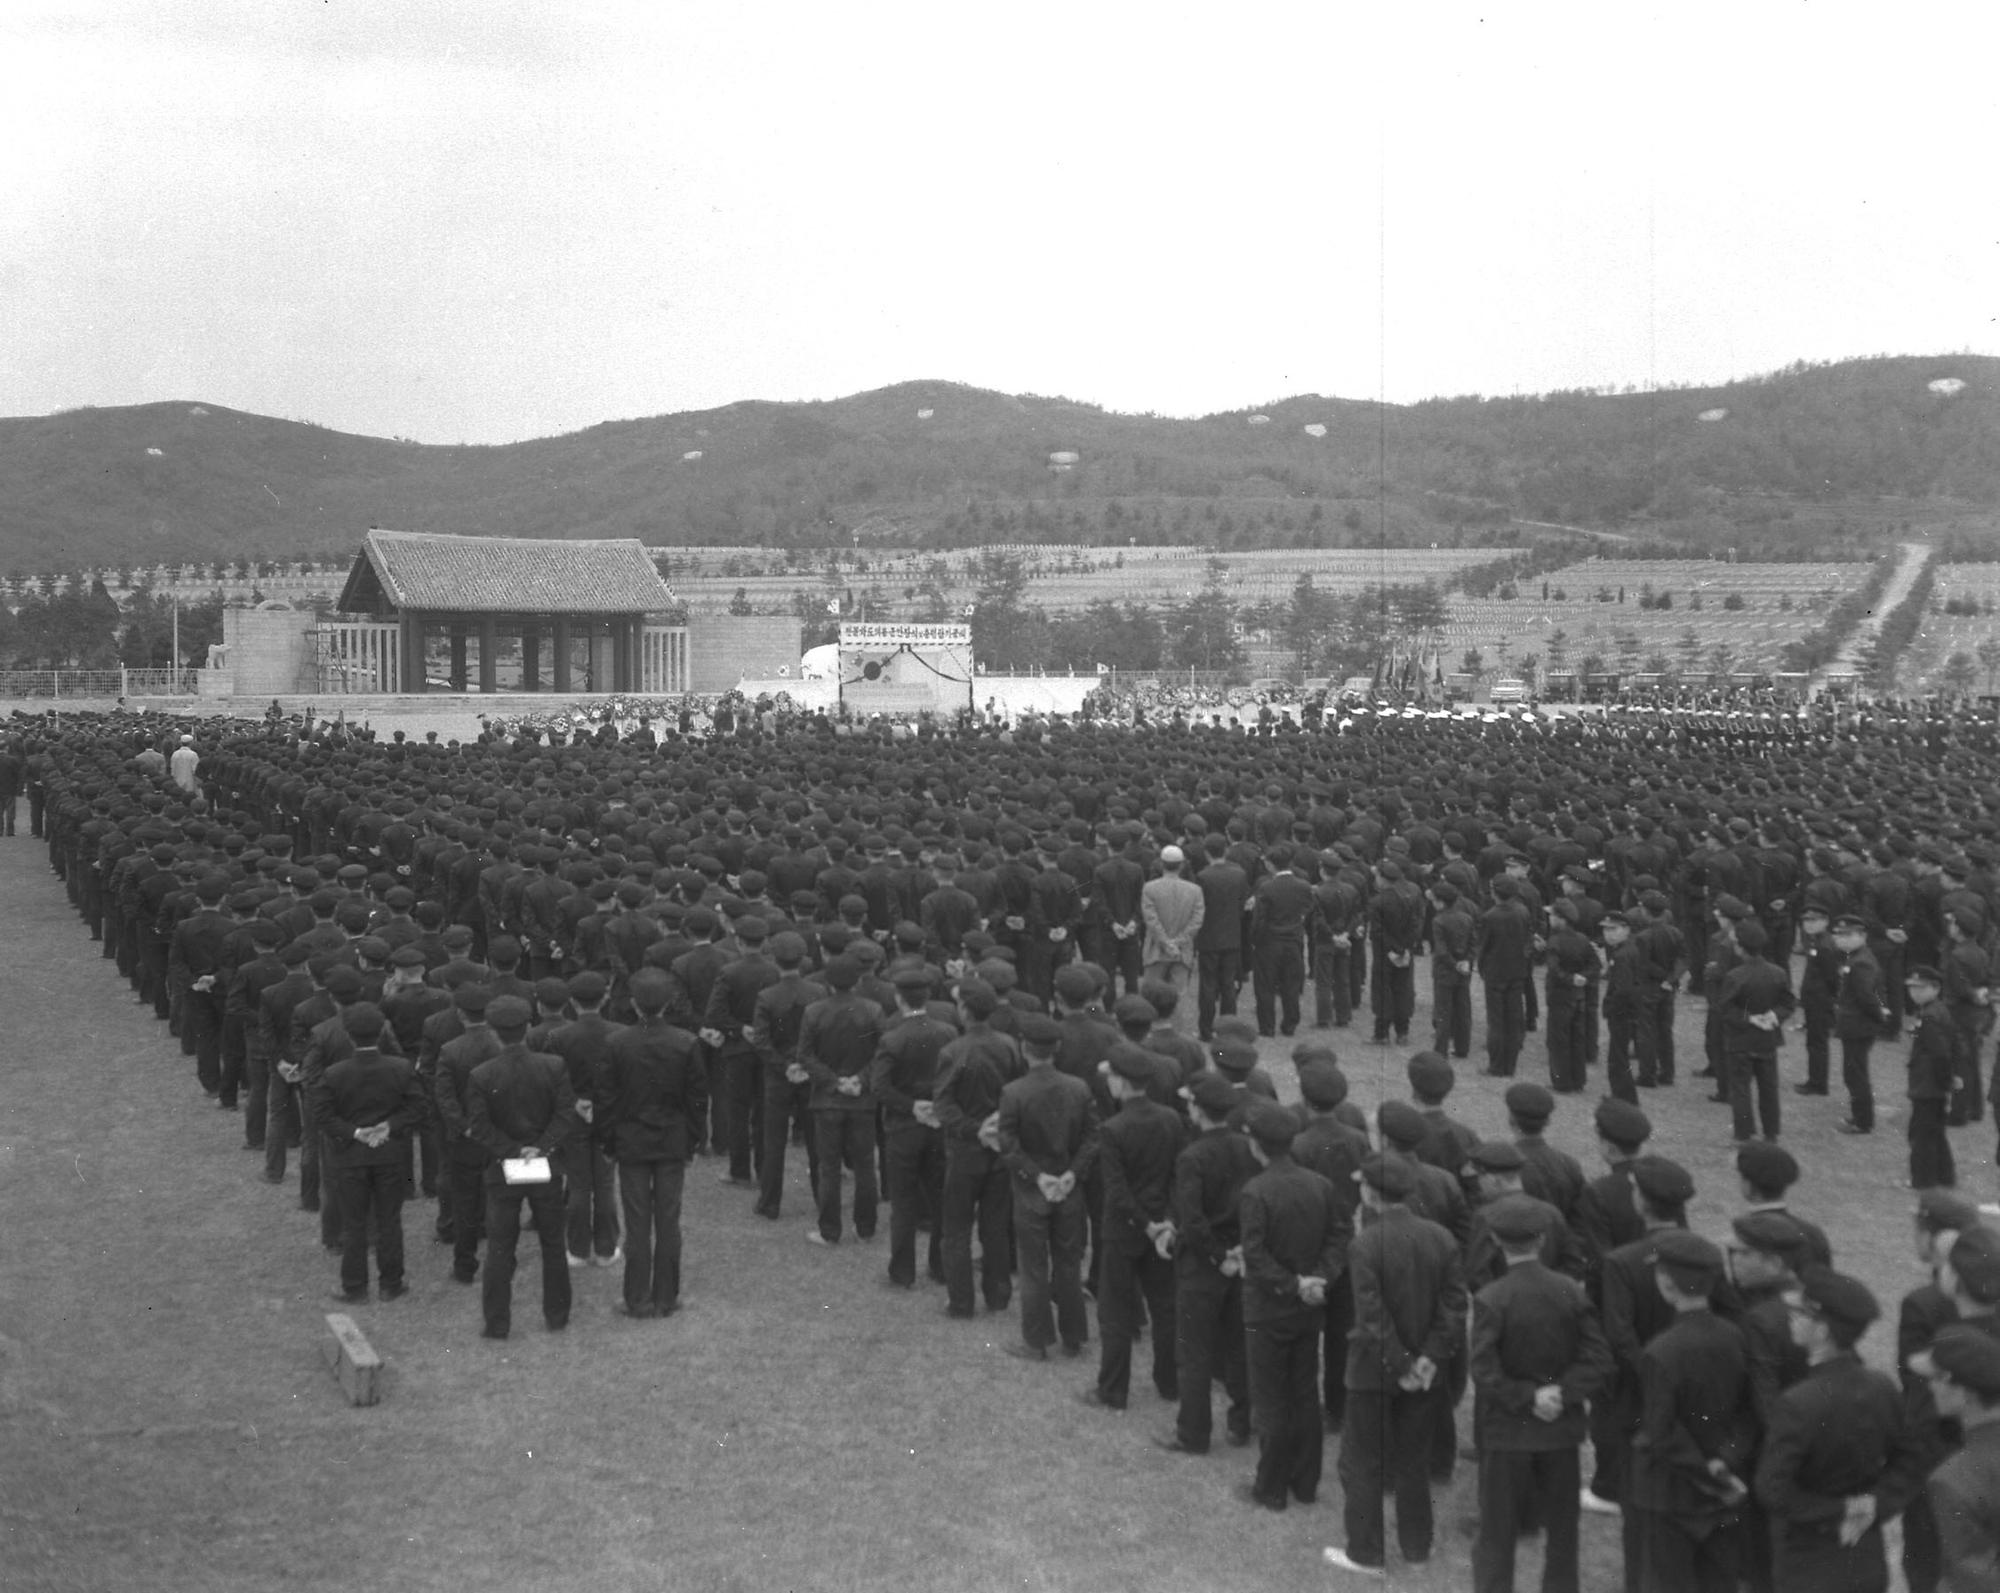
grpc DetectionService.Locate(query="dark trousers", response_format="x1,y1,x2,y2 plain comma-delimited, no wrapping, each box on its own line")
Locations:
755,1071,817,1218
1623,1507,1740,1593
1904,1487,1943,1593
1339,1386,1438,1567
1485,979,1527,1075
718,1049,761,1181
185,991,224,1093
242,1049,270,1149
1949,1010,1987,1122
941,1143,1011,1314
1803,999,1833,1089
1199,948,1243,1038
564,1137,620,1260
1432,973,1471,1058
1771,1523,1888,1593
1172,1263,1248,1450
1545,983,1585,1092
1473,1445,1581,1593
1370,952,1414,1041
1102,928,1142,998
1097,1240,1176,1405
265,1078,301,1181
334,1161,406,1296
1605,1009,1638,1102
1841,1035,1876,1129
1253,938,1305,1036
482,1176,571,1334
1247,1309,1326,1504
1588,1377,1633,1502
1013,1187,1087,1352
617,1159,685,1313
1728,1049,1781,1141
1322,1272,1354,1428
1313,942,1352,1028
296,1081,324,1213
1872,938,1906,1034
448,1155,488,1278
812,1109,878,1241
219,1012,247,1107
1908,1098,1955,1188
1647,990,1676,1083
883,1119,945,1286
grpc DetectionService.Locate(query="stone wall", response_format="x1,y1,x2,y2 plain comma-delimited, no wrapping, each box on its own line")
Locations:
222,608,316,696
687,615,801,693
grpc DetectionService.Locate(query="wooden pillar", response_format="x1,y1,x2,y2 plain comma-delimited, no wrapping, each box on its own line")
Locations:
478,616,498,694
552,618,572,692
612,620,631,692
400,615,424,693
448,623,467,692
521,623,540,691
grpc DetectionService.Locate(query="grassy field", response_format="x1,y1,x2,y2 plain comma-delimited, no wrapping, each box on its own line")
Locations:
0,836,1981,1593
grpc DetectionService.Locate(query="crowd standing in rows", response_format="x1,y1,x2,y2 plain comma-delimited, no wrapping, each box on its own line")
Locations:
9,695,2000,1593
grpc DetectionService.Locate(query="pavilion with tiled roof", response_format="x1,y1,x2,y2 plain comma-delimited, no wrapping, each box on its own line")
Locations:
333,529,679,693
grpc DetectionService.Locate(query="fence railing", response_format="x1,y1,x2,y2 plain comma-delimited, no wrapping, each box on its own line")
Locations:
0,668,201,698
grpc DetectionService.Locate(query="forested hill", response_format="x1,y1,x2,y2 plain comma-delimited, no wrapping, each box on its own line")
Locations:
1,355,1994,572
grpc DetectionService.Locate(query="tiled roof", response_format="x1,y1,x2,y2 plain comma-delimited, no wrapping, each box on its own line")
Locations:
340,530,677,615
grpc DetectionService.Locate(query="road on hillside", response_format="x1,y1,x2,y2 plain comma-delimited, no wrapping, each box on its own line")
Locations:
1821,539,1930,682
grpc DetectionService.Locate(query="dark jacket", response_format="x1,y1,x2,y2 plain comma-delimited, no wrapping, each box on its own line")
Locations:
1470,1257,1612,1449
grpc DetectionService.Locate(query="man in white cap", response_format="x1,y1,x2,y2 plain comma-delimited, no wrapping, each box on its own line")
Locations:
1141,844,1204,1027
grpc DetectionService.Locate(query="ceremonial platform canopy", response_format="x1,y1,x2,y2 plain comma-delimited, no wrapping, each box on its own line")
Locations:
327,530,682,694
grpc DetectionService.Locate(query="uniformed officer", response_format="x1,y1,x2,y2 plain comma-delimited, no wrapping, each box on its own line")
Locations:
1903,965,1958,1190
1754,1268,1926,1593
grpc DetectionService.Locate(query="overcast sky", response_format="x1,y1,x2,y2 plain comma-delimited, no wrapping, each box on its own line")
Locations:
2,0,1992,444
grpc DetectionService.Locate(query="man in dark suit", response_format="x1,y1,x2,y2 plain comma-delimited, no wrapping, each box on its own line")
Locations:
699,916,780,1188
747,932,824,1221
869,968,957,1290
309,1002,426,1303
467,995,579,1339
1194,835,1250,1040
797,955,886,1245
1718,920,1795,1144
1250,843,1315,1038
1469,1194,1612,1593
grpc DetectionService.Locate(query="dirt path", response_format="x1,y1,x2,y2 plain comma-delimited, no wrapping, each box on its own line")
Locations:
1822,539,1931,680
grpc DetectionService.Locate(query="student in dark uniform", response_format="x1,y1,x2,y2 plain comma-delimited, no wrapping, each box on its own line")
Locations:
1236,1098,1348,1511
1623,1231,1759,1593
1324,1152,1467,1577
1902,966,1958,1190
1735,1141,1834,1270
1573,1098,1652,1294
996,1012,1098,1361
466,995,579,1339
1755,1267,1926,1593
1898,1191,1983,1593
1592,1155,1696,1514
595,969,706,1320
1468,1193,1612,1593
1290,1059,1369,1434
869,968,957,1290
1082,1044,1184,1412
1905,1326,2000,1593
1830,914,1888,1133
931,979,1020,1319
309,1002,426,1303
1156,1072,1258,1455
1506,1083,1584,1222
